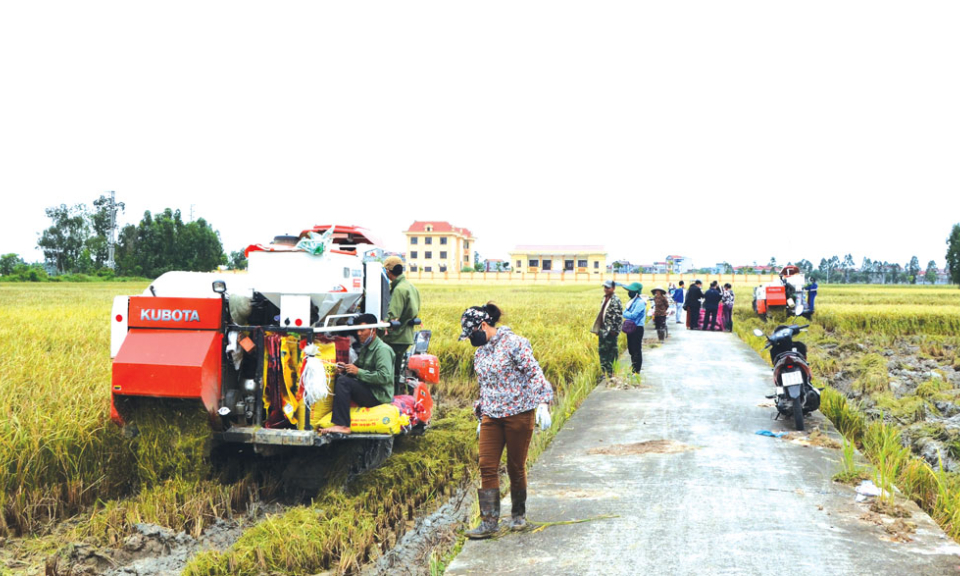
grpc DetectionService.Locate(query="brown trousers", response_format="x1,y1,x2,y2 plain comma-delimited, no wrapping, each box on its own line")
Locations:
478,409,535,490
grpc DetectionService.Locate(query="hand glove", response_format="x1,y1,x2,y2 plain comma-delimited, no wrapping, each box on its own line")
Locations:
477,421,481,438
535,403,551,431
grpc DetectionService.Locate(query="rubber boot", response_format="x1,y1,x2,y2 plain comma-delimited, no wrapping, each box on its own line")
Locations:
465,488,500,539
509,487,527,531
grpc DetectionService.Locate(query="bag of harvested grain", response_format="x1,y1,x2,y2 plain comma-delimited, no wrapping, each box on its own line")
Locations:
315,403,409,435
303,340,337,418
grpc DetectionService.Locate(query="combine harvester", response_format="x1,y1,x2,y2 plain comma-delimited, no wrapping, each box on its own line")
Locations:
109,225,436,470
752,265,810,322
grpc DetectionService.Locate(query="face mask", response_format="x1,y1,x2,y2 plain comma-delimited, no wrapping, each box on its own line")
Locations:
469,329,488,347
362,334,374,347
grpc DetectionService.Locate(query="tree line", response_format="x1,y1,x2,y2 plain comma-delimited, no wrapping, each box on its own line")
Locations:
717,223,959,286
1,194,232,281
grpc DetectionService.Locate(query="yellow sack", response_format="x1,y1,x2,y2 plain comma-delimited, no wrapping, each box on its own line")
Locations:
316,403,409,435
308,340,338,418
280,335,302,426
263,333,303,426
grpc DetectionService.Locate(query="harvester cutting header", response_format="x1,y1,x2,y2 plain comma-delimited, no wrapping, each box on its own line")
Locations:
110,225,436,453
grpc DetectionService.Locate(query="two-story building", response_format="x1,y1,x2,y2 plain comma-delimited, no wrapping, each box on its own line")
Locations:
403,221,475,273
666,255,693,274
509,245,607,274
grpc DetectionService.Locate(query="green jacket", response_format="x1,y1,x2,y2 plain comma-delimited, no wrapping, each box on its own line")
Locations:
356,336,396,404
381,274,421,346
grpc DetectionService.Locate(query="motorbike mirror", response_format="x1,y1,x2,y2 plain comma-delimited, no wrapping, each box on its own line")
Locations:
212,280,227,294
753,328,764,337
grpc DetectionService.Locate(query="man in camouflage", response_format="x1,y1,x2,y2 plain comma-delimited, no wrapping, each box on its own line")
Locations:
381,255,421,393
591,280,623,378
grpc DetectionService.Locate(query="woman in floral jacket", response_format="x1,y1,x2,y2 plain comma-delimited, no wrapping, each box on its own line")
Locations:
459,303,553,539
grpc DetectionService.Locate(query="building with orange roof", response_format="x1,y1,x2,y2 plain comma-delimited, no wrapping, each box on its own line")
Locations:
508,245,607,274
403,221,476,273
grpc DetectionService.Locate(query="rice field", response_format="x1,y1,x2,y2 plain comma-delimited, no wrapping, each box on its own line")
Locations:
0,282,616,573
3,280,958,573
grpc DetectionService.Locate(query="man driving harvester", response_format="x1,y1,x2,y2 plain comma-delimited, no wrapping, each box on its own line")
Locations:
321,313,395,435
381,255,421,393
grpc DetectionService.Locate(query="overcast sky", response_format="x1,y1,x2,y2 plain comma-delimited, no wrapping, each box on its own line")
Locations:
2,1,958,270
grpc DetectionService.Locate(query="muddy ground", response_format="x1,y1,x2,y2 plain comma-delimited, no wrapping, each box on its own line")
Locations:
821,336,960,471
7,474,472,576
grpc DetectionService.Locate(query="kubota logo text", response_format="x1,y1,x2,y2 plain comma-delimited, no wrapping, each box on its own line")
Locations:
140,309,201,322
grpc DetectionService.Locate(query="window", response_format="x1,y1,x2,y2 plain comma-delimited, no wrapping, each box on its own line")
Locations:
594,261,599,268
464,255,469,263
424,266,432,272
425,237,432,245
440,251,447,259
410,251,418,259
464,241,470,249
439,264,447,272
542,260,552,271
425,225,433,232
440,237,447,245
409,264,417,272
528,259,539,267
425,251,432,259
564,260,574,271
578,259,588,267
410,237,418,245
516,260,522,269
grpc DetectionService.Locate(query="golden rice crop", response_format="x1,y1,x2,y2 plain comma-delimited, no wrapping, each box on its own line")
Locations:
0,283,139,535
0,281,616,574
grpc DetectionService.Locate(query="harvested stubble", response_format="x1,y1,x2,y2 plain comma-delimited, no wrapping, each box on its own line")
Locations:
182,411,478,575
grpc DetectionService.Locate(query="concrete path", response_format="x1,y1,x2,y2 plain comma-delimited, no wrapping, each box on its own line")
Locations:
447,325,960,575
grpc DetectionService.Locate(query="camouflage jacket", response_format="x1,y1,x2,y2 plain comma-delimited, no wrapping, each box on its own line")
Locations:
592,294,623,338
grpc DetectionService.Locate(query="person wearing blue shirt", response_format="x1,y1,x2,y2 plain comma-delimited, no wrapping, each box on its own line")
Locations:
672,281,685,324
620,282,647,373
803,280,818,318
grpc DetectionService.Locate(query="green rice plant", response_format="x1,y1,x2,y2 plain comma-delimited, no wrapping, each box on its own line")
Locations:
820,387,864,442
833,436,870,485
899,456,940,513
863,419,910,508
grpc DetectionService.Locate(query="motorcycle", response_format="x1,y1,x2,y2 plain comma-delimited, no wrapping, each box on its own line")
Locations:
753,324,820,431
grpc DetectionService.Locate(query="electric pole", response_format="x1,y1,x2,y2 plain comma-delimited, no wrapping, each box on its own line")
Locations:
106,191,118,270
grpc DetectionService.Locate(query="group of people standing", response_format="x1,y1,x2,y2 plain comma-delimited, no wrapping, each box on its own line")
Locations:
674,279,735,332
589,278,738,381
592,279,673,378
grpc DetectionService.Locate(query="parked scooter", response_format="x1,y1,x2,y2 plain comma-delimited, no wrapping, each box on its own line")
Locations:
753,324,820,431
